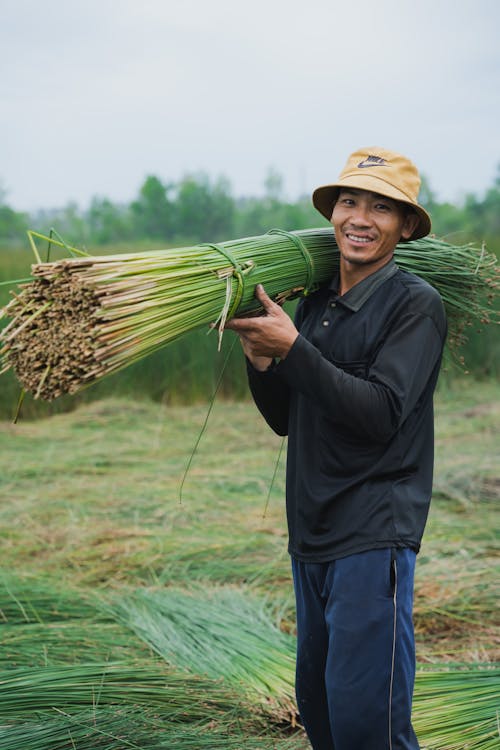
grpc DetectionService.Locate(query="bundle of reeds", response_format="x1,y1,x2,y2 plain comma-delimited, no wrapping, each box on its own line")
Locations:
0,663,236,718
104,586,297,719
0,621,153,668
105,586,500,747
0,707,307,750
0,229,496,401
413,666,500,749
0,575,101,624
2,578,498,748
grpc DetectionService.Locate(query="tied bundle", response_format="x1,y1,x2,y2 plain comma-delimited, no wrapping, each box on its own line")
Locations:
0,229,497,401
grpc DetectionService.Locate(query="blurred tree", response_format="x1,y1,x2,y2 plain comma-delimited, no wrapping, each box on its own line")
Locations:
418,174,438,211
174,173,235,242
418,168,500,250
0,182,29,244
464,165,500,248
87,197,131,244
29,202,87,247
0,204,28,243
235,170,321,237
131,175,174,240
264,167,284,202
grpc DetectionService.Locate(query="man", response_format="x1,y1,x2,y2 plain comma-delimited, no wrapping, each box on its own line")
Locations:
225,147,447,749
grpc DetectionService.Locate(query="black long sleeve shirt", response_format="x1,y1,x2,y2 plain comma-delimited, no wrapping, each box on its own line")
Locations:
247,260,447,562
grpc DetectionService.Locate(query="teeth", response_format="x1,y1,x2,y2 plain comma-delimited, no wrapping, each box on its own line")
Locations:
347,234,372,243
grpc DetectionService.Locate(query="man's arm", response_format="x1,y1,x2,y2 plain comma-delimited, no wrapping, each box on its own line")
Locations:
226,284,447,444
225,284,297,436
279,311,445,442
245,359,291,436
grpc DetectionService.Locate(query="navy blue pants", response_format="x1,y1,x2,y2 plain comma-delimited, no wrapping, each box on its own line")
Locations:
292,548,419,750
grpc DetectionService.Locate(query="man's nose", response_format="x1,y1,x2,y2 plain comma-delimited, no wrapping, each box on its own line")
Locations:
350,203,371,225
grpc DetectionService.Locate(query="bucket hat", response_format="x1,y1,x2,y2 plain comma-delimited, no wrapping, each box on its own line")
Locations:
312,147,431,240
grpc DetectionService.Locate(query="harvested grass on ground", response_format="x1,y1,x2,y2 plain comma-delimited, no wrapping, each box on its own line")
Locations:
0,385,498,659
0,621,154,669
413,666,500,749
104,586,297,719
2,580,498,749
0,663,238,719
0,382,498,747
0,575,101,624
0,707,309,750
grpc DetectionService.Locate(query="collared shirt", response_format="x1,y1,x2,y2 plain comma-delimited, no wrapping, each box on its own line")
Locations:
247,261,447,562
328,258,399,311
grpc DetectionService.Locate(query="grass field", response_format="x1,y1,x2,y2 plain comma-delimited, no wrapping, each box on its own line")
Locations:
0,379,499,747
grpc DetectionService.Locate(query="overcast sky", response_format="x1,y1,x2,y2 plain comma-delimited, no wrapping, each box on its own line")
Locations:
1,0,499,212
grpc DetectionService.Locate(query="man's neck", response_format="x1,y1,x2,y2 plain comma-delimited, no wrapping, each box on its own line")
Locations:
339,256,395,296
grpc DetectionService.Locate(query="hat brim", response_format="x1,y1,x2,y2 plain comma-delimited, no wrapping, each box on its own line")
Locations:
312,174,431,241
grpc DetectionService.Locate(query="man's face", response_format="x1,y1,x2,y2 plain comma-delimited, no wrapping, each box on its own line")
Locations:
330,188,418,271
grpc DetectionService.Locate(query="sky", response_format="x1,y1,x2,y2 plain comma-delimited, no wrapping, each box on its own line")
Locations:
1,0,499,212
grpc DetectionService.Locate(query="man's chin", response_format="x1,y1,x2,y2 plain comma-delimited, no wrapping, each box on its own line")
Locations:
342,254,374,266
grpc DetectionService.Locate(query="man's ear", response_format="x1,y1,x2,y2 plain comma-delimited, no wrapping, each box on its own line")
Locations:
401,211,420,240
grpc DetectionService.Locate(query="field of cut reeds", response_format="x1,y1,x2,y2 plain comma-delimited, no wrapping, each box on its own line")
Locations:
0,377,499,748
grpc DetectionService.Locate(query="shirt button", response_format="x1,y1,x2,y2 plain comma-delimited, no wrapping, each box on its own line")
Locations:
330,302,336,308
322,320,330,327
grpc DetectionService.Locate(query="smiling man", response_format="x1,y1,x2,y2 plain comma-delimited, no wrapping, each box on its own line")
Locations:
225,147,447,750
330,187,417,285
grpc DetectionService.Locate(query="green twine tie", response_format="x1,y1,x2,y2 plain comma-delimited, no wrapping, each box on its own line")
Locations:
203,242,254,348
267,229,316,295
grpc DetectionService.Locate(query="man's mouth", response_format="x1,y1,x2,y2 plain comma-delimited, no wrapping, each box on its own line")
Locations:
345,233,374,244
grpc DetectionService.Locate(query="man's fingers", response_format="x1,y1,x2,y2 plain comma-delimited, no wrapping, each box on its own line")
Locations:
224,318,246,331
223,284,282,332
225,286,274,330
254,283,277,312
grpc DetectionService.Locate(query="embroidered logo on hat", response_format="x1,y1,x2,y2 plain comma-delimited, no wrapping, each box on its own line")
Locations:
357,155,388,168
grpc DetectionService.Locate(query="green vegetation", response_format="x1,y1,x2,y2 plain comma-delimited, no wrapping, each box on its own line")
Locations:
0,166,498,419
0,168,497,747
0,382,498,747
2,230,494,405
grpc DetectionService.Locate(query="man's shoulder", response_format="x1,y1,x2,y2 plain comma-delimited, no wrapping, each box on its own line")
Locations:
393,267,444,304
392,267,447,330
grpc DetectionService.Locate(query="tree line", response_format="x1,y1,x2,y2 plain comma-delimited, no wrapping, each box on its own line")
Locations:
1,167,499,251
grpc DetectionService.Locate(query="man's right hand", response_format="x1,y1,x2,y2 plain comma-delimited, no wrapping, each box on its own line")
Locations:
224,284,298,371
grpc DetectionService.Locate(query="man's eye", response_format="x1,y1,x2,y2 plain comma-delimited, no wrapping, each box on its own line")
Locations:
375,203,391,211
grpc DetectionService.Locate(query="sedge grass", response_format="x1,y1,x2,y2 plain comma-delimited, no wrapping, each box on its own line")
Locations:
0,229,496,400
0,621,153,669
0,663,307,747
103,584,500,746
412,666,500,749
104,586,297,719
0,708,309,750
0,662,238,719
0,575,101,624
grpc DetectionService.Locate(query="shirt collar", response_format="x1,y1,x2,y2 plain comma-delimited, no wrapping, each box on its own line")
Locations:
329,259,398,312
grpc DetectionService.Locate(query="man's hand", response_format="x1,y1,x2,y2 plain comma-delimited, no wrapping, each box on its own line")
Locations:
224,284,299,370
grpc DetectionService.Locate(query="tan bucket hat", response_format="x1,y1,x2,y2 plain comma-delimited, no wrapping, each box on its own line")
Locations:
312,146,431,240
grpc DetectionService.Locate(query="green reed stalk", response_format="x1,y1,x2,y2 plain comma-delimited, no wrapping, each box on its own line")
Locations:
0,663,237,718
413,666,500,749
0,229,496,400
0,707,307,750
104,586,297,720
